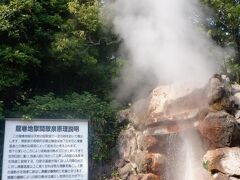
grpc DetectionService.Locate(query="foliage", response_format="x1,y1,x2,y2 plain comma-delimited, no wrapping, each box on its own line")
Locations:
226,57,240,80
201,0,240,80
17,92,122,161
0,0,120,104
49,0,120,97
0,0,121,164
0,0,66,87
202,0,240,47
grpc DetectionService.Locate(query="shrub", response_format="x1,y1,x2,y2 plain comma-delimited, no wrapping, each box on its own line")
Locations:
18,92,121,161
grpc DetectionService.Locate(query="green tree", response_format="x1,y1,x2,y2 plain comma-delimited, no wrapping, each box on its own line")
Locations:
14,92,122,161
0,0,68,103
0,0,120,105
49,0,120,97
0,0,122,164
202,0,240,80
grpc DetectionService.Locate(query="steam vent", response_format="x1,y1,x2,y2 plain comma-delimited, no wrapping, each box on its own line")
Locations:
115,74,240,180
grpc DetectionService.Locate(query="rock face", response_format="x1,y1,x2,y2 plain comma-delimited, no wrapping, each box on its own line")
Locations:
116,125,165,179
198,111,236,148
203,147,240,179
117,126,138,162
201,75,240,180
115,82,209,179
113,75,240,180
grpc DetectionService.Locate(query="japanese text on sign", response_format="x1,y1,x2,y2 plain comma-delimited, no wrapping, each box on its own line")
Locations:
2,119,88,180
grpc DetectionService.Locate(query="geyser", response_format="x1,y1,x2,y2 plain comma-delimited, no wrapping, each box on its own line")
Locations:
105,0,229,101
104,0,232,179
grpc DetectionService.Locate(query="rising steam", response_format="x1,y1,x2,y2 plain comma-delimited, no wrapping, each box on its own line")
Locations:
104,0,231,101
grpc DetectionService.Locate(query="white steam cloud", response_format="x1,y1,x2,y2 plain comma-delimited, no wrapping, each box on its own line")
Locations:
104,0,230,101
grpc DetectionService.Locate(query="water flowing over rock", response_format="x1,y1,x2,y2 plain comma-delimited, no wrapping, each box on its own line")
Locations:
114,75,240,180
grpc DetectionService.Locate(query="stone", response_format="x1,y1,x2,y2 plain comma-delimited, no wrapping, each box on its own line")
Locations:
129,174,144,180
118,109,131,123
142,173,160,180
230,178,240,180
235,110,240,119
231,83,240,94
118,163,133,179
207,74,225,105
139,135,159,151
114,76,239,180
206,74,232,111
233,93,240,108
130,150,148,173
145,153,164,174
145,88,207,134
118,126,138,161
115,159,126,168
229,177,240,180
231,122,240,147
198,111,235,148
203,147,240,177
212,172,229,180
146,83,206,125
130,151,164,174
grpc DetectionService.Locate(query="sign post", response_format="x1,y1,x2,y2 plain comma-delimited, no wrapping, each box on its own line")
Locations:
2,119,88,180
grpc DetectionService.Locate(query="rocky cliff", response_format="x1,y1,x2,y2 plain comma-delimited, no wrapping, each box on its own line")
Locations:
113,74,240,180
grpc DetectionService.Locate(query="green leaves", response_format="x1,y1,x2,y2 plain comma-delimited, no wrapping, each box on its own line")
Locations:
0,44,39,88
0,0,122,163
18,92,121,161
202,0,240,81
68,0,101,32
202,0,240,46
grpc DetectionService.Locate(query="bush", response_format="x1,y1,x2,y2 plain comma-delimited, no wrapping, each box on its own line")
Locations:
17,92,121,161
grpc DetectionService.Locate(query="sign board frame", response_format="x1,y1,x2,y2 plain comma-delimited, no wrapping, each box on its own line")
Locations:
2,118,89,180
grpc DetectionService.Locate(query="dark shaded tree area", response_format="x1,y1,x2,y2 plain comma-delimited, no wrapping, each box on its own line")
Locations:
0,0,120,106
0,0,122,163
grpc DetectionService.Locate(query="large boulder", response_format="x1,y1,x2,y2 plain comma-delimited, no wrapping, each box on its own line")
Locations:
203,147,240,179
123,82,206,127
143,83,209,135
206,74,233,111
198,111,236,148
207,74,226,105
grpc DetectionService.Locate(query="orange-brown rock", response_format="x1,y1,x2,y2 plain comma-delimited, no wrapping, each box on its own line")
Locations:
142,135,158,151
129,174,144,180
145,153,163,174
142,173,160,180
130,151,164,174
203,147,240,177
198,111,235,148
